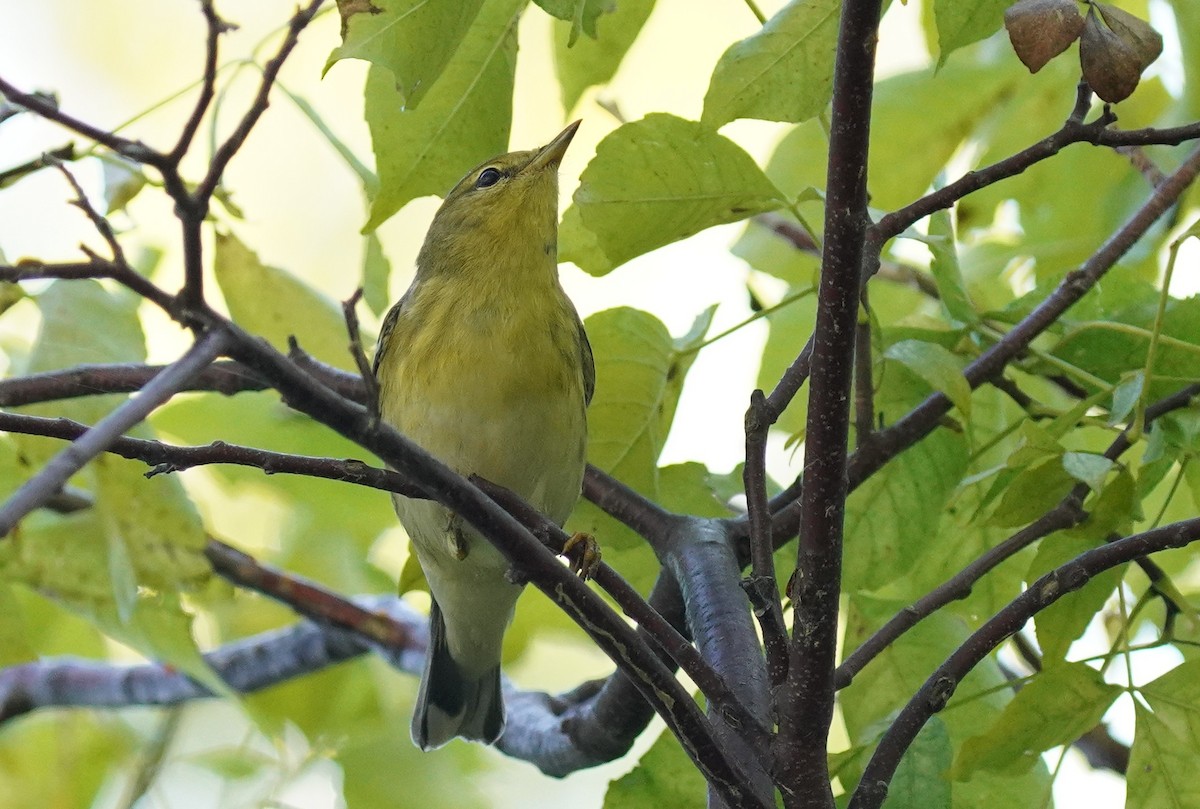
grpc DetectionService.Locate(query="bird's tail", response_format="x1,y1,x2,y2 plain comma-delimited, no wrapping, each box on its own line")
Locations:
411,599,504,750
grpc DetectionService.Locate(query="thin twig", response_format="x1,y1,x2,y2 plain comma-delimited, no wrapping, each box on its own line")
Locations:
0,408,421,497
169,0,232,163
743,390,788,688
342,288,380,418
848,515,1200,809
0,330,230,536
474,476,773,759
0,77,163,165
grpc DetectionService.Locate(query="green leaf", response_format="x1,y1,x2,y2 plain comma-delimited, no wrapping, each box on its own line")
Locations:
1127,702,1200,809
883,339,972,418
934,0,1010,65
1110,371,1144,425
603,729,705,808
882,717,952,809
570,308,705,557
534,0,614,44
152,392,394,549
0,582,36,666
844,430,969,593
553,0,654,111
561,113,784,275
954,662,1121,777
584,307,675,479
926,208,977,324
361,232,393,317
0,712,137,809
989,457,1075,527
363,0,521,231
1139,659,1200,745
100,154,147,214
1061,451,1115,492
1029,530,1123,661
326,0,486,110
701,0,841,127
213,231,353,370
870,61,1025,210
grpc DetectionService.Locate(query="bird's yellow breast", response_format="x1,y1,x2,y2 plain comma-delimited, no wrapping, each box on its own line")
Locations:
376,272,588,526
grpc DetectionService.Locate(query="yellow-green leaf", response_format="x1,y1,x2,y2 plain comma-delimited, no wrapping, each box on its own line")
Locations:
562,114,784,275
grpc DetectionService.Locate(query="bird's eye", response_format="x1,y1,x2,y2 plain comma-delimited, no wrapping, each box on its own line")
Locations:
475,168,502,189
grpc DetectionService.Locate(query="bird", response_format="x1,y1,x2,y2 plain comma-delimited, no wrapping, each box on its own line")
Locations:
372,121,594,750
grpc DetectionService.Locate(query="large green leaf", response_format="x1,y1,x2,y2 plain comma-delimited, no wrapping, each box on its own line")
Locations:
843,429,969,593
1127,702,1200,809
561,113,784,275
603,729,705,808
214,231,354,370
883,339,972,418
701,0,841,128
933,0,1009,64
363,0,522,230
569,307,710,557
954,662,1121,778
1139,660,1200,748
3,282,214,683
882,717,952,809
0,713,137,809
840,596,1052,801
553,0,654,111
326,0,486,110
869,61,1025,210
534,0,614,44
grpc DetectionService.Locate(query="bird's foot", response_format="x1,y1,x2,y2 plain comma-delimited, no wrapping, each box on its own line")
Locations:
561,532,600,580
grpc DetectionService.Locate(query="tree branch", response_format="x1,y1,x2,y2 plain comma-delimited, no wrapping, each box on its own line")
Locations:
775,2,883,807
0,330,231,536
848,516,1200,809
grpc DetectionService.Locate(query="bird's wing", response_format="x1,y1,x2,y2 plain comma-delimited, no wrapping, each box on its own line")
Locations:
576,314,595,407
372,289,412,378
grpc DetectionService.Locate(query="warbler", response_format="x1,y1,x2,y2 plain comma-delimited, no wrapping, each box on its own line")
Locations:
372,121,594,750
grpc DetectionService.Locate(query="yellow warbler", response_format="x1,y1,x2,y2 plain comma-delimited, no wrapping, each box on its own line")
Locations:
373,122,593,750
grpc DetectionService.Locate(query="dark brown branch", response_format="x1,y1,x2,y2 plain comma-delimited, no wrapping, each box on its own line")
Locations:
342,288,380,418
474,477,772,759
169,0,231,163
194,0,323,204
0,361,269,407
853,293,874,447
835,382,1200,688
0,409,421,497
205,538,418,649
767,140,1200,540
0,330,230,536
216,319,764,808
848,515,1200,809
581,463,675,543
0,144,75,188
775,2,883,807
867,84,1102,250
0,78,163,166
743,391,788,688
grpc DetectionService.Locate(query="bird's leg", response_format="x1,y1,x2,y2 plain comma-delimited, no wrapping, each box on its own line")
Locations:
561,532,600,580
446,519,470,561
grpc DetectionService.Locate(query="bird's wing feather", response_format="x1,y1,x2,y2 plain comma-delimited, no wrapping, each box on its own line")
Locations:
576,314,595,407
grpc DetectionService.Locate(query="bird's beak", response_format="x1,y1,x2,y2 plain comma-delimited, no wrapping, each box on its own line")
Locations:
529,120,581,172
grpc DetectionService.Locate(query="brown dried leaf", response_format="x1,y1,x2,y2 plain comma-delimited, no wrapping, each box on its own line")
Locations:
1080,7,1142,103
1004,0,1086,73
1096,3,1163,71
